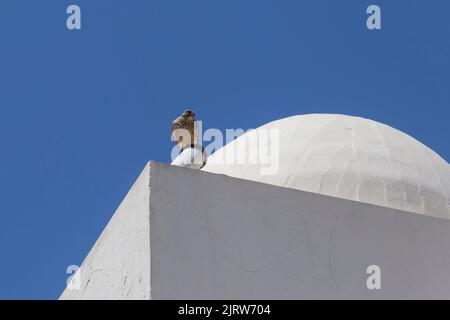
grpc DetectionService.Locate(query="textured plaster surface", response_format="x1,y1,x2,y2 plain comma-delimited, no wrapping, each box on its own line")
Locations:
61,162,450,299
151,163,450,299
203,114,450,218
60,164,151,300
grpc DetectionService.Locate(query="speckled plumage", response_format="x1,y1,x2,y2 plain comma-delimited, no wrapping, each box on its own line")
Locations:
171,109,198,149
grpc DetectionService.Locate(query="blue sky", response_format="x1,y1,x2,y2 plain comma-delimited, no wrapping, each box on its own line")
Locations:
0,0,448,299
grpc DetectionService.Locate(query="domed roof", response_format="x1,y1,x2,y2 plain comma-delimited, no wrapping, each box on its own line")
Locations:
203,114,450,218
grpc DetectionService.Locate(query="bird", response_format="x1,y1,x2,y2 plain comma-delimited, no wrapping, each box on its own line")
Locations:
171,109,198,150
171,109,207,169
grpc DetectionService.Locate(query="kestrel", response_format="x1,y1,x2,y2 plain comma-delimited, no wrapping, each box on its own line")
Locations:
171,109,198,150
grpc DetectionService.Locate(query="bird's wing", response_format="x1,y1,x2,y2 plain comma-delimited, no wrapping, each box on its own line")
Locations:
171,117,185,142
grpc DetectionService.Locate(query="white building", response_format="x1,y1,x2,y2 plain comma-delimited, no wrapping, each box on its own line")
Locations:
61,114,450,299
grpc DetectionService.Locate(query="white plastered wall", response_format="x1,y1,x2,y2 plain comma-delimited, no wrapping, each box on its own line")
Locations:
61,162,450,299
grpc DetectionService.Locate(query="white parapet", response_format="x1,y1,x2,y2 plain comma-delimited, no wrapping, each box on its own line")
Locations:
60,164,151,300
61,162,450,299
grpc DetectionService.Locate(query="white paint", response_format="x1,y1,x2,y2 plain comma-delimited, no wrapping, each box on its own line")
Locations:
203,114,450,219
150,164,450,299
61,162,450,299
60,164,151,299
171,146,206,169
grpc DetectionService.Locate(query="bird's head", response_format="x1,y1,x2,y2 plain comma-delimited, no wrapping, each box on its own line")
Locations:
182,109,196,119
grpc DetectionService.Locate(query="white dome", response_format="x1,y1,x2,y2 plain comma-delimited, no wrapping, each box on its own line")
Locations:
203,114,450,219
